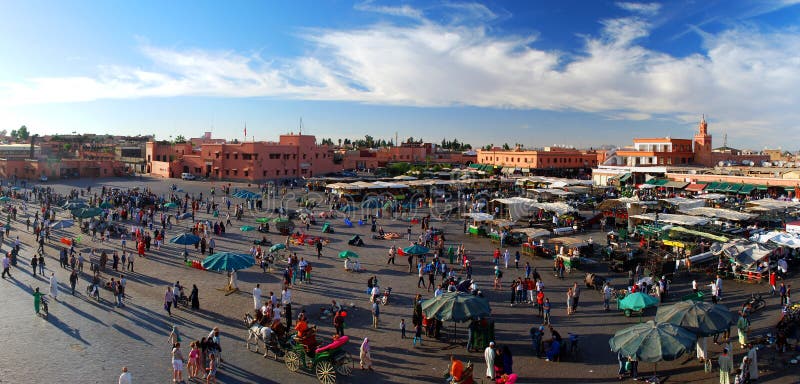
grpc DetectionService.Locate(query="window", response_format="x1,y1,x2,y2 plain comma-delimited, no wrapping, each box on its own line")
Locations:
226,153,230,159
302,154,306,159
301,169,307,174
233,170,238,176
225,170,230,176
242,154,252,160
244,171,248,177
215,153,219,159
269,153,280,159
234,154,238,160
276,170,280,175
263,170,267,177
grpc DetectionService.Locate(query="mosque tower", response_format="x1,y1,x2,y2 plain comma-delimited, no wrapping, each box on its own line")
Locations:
693,115,712,166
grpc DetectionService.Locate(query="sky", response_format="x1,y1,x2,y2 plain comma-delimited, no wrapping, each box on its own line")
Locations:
0,0,799,149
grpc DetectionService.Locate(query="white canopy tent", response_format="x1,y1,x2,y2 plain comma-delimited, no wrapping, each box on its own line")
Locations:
681,207,758,222
462,212,494,222
746,198,800,211
750,231,800,249
630,213,711,226
715,240,774,266
660,197,706,210
511,227,552,238
697,193,726,200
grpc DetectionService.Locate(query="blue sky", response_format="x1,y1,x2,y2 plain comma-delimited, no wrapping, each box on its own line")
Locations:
1,0,799,149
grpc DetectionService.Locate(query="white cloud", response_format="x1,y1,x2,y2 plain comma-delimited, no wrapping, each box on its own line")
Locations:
354,1,423,20
1,5,799,145
616,2,661,16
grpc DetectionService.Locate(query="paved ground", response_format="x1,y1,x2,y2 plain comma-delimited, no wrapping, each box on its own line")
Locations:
0,176,798,384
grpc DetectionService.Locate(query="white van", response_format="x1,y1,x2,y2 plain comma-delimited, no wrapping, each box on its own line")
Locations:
181,173,196,180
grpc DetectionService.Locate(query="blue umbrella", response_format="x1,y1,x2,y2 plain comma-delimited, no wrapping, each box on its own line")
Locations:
201,252,254,272
234,190,260,199
169,233,201,258
403,244,430,255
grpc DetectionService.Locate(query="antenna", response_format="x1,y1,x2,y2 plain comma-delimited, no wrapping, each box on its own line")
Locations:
299,118,303,135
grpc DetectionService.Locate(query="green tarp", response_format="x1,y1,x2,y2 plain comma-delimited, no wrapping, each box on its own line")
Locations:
738,185,756,194
422,292,491,322
655,301,736,337
756,185,769,191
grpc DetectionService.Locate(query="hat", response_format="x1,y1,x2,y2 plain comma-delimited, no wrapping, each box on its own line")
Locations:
489,341,495,347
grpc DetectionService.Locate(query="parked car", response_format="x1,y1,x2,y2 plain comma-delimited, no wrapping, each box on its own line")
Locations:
181,173,196,180
40,175,48,182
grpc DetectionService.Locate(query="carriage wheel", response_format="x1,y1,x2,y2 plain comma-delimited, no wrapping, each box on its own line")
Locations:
315,359,337,384
335,353,353,376
285,350,301,372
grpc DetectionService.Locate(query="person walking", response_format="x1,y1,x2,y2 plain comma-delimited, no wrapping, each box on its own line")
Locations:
33,287,45,316
387,245,396,265
2,253,11,278
413,322,422,347
49,272,59,301
253,283,262,310
333,310,345,336
189,284,199,310
69,269,78,295
38,254,45,276
484,342,496,380
736,312,749,349
118,366,132,384
171,342,185,383
719,348,733,384
164,286,174,317
31,255,38,277
371,300,380,329
543,298,551,325
359,337,373,371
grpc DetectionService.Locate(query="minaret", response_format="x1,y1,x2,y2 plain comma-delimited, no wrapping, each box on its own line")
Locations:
693,114,712,166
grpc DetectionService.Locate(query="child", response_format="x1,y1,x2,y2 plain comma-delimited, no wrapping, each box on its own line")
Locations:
413,322,422,346
400,319,406,339
206,352,217,384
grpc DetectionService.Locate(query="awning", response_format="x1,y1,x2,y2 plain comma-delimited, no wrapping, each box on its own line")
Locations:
685,183,706,192
670,227,729,242
724,184,742,193
521,168,530,173
663,181,689,189
737,185,756,194
756,185,769,191
618,173,632,182
651,179,669,186
705,182,721,192
469,163,481,169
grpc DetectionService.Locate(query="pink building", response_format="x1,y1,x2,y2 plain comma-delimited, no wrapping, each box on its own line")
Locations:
147,133,337,181
342,142,476,170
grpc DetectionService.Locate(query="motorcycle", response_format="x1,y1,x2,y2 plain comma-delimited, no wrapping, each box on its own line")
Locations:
744,293,766,314
381,287,392,305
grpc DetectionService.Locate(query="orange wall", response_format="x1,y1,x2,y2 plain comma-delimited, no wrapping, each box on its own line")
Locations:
477,148,599,169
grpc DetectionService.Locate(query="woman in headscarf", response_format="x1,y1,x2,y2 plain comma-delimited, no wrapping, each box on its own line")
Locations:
501,345,513,374
359,337,373,371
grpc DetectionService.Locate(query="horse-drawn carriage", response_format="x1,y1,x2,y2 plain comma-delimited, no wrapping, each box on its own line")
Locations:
285,335,353,384
244,312,292,360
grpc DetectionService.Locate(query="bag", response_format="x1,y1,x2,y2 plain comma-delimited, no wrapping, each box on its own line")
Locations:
625,361,631,371
498,271,503,279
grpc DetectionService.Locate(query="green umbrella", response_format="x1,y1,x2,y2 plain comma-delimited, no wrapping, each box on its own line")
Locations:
99,201,113,209
421,292,491,322
655,301,735,337
164,202,179,209
619,292,659,311
71,207,103,219
609,320,696,380
201,252,254,272
240,225,256,232
403,244,430,256
269,243,286,253
255,217,271,223
0,196,10,202
338,250,359,259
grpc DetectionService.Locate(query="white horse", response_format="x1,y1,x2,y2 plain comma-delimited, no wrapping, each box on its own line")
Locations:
243,313,273,357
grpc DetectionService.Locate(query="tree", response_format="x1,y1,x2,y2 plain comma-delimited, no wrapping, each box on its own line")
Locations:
10,130,17,140
0,129,6,137
17,125,29,140
502,143,511,150
173,135,187,143
338,139,342,147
